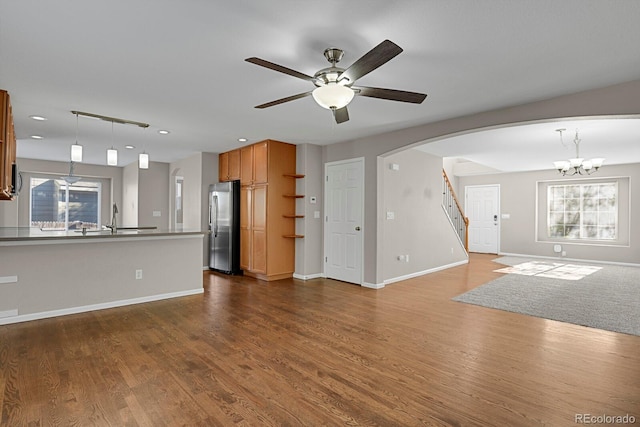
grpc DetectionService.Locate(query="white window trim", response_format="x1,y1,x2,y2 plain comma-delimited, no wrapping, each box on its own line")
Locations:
29,174,102,231
546,181,618,241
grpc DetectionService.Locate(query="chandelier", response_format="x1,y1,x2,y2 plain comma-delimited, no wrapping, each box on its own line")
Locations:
553,128,604,176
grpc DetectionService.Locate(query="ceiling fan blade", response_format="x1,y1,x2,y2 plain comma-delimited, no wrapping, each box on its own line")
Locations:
353,86,427,104
332,106,349,124
339,40,403,84
254,91,312,109
245,57,316,82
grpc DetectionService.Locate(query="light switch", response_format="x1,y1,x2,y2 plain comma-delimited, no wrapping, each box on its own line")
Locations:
386,211,395,220
153,211,161,217
314,211,320,219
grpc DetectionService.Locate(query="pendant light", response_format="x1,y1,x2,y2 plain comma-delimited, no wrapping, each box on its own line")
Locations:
107,148,118,166
139,152,149,169
70,112,83,162
106,121,118,166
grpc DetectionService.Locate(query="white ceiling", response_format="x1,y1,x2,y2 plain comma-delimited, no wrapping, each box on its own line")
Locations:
1,1,640,168
416,117,640,173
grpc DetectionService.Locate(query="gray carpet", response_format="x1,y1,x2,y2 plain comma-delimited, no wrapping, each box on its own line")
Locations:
452,256,640,336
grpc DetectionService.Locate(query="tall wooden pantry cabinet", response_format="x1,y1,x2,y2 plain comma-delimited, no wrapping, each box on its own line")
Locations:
219,140,299,281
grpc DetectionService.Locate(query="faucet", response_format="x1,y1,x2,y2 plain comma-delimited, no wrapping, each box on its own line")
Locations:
107,203,118,233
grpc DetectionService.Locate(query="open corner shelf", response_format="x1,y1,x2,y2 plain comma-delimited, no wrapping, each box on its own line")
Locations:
284,174,305,179
283,194,304,198
283,234,305,238
283,214,305,218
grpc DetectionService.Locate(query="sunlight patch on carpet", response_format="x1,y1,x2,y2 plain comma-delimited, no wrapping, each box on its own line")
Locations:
494,261,602,281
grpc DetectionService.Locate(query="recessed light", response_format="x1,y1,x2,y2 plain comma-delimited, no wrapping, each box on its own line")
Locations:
125,145,135,149
158,130,170,135
31,135,44,139
29,115,47,121
238,138,248,143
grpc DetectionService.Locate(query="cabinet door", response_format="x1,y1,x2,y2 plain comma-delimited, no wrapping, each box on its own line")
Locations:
240,145,254,184
240,186,251,270
218,152,229,182
253,141,268,184
251,185,267,273
228,149,241,181
0,91,15,198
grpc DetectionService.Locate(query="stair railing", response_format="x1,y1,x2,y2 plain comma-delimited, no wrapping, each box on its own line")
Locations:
442,169,469,252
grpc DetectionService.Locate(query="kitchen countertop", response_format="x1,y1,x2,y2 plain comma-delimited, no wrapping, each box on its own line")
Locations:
0,227,206,243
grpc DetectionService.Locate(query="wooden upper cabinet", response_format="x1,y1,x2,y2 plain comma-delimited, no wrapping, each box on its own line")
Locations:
253,141,268,184
228,149,240,180
239,141,268,185
240,145,254,184
218,152,229,182
218,149,240,182
0,89,16,200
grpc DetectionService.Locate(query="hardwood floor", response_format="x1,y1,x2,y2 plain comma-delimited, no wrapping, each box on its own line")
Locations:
1,253,638,426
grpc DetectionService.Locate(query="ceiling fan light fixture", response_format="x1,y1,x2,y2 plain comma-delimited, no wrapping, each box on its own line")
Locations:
312,83,354,110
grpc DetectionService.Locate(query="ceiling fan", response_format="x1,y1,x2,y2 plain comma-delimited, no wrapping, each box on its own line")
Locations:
245,39,427,124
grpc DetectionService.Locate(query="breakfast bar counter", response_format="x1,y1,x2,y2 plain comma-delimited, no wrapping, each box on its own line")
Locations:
0,226,204,243
0,227,205,325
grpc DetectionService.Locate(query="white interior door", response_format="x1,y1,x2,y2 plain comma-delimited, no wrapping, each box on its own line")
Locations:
465,185,499,253
324,158,364,284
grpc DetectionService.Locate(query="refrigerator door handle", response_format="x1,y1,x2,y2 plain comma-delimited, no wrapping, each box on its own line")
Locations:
213,195,219,237
208,195,212,227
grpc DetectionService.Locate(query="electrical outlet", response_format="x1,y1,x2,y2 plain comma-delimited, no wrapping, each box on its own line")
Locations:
397,255,405,261
135,269,143,280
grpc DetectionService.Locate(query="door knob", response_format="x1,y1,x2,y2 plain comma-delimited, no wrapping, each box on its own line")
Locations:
355,226,361,231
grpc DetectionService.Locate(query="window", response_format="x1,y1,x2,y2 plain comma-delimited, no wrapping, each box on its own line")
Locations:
30,177,102,230
547,182,617,240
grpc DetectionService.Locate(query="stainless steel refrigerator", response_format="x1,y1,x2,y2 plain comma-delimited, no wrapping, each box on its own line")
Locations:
209,180,241,274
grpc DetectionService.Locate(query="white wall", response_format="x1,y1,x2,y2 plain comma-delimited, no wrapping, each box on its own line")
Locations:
170,153,202,231
122,161,170,229
382,149,467,282
122,162,138,226
294,143,324,278
170,152,218,267
138,162,169,229
0,235,203,323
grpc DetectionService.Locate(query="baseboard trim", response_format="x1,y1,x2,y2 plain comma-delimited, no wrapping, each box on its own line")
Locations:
383,259,469,286
0,309,18,319
0,288,204,325
498,252,640,268
293,273,325,280
362,282,385,289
